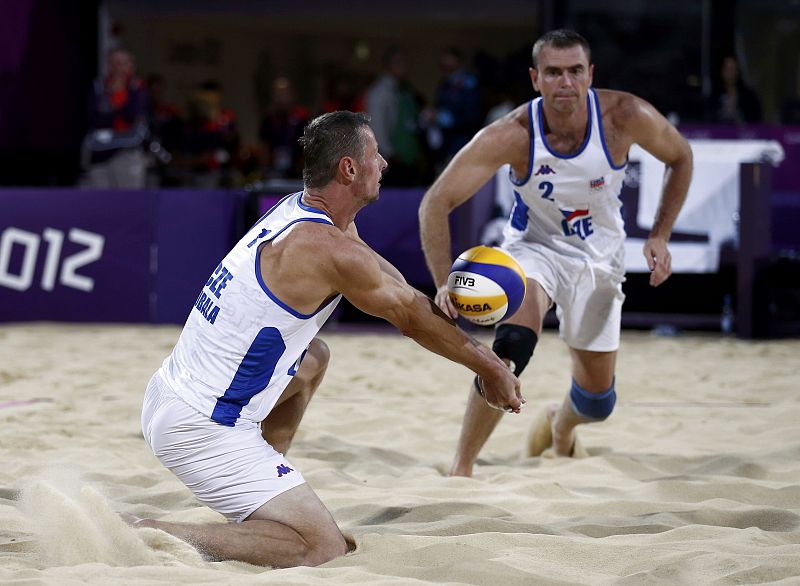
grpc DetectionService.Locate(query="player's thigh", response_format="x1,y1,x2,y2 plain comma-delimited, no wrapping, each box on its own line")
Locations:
247,482,343,545
569,347,617,391
503,278,551,334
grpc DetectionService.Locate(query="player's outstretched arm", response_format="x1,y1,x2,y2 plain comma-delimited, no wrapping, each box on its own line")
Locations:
623,96,693,287
419,119,526,316
326,232,523,413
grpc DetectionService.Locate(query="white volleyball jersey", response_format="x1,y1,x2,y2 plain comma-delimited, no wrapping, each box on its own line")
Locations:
159,192,341,426
503,89,628,273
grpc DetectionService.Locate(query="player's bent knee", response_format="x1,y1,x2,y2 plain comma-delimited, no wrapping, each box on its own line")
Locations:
296,339,330,386
570,378,616,421
491,324,538,376
307,338,330,371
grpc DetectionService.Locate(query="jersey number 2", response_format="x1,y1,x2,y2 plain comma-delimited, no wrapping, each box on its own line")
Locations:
539,181,554,201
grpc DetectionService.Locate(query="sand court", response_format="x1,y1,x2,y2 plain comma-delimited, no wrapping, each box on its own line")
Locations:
1,322,799,584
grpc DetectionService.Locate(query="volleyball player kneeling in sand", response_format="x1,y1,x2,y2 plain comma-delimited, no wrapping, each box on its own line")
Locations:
137,111,522,568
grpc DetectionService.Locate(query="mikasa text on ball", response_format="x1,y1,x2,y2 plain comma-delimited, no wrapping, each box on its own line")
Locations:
447,246,527,325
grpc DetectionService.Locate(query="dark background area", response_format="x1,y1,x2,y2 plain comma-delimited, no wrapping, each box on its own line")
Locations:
1,0,798,335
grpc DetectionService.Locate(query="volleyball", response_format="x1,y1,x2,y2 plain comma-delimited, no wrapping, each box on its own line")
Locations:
447,246,527,326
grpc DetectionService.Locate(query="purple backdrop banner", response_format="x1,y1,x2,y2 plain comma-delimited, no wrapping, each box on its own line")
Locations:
154,190,243,324
0,189,154,322
0,188,242,323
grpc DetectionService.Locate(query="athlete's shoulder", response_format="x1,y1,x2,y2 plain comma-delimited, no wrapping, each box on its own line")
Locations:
476,102,531,154
594,89,637,117
282,218,340,249
286,220,370,265
595,89,658,130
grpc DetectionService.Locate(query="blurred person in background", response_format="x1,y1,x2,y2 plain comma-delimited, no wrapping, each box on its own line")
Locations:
366,47,427,186
706,55,762,124
321,69,366,114
81,48,149,189
259,77,310,180
145,73,184,186
181,80,240,188
425,47,483,174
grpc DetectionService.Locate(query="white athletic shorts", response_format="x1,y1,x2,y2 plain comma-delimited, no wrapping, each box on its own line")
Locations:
141,372,306,523
502,239,626,352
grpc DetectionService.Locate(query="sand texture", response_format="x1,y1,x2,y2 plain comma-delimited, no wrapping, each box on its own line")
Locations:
1,323,799,585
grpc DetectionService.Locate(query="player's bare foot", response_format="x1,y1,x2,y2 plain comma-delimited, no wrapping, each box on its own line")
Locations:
448,462,473,477
548,402,577,457
524,406,552,457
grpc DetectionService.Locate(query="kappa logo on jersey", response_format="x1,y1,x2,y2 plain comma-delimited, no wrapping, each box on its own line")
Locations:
534,164,556,176
276,464,294,477
560,207,594,240
590,177,605,190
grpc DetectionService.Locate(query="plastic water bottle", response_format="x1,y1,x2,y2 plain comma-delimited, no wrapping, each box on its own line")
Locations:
720,294,734,336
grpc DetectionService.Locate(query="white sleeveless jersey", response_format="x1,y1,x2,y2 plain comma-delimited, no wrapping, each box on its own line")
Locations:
159,192,341,426
503,89,627,273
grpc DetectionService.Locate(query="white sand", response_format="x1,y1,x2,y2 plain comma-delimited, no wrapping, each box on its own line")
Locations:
1,323,799,584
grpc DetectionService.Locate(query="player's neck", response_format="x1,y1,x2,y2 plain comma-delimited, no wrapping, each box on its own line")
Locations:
540,101,589,140
301,188,357,231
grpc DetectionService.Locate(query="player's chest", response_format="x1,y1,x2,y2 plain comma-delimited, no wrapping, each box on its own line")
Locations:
529,148,614,201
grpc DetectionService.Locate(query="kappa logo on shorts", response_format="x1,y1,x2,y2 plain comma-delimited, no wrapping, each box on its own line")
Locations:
276,464,294,477
535,164,556,176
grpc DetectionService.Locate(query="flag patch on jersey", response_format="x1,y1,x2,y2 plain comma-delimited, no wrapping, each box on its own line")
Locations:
590,177,605,190
559,206,594,240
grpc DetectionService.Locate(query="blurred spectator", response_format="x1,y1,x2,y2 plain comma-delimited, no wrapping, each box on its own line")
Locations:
81,48,149,188
145,73,183,186
322,69,366,114
366,47,427,186
427,47,482,172
706,55,762,124
181,80,240,188
259,77,309,179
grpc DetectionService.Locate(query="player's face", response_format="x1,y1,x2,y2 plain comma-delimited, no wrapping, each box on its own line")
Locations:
530,45,593,114
355,128,388,203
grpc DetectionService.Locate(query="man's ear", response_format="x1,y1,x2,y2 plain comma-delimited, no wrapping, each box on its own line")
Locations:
529,67,540,93
338,156,356,184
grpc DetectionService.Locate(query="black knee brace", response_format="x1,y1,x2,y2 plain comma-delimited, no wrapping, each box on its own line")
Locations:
491,324,538,376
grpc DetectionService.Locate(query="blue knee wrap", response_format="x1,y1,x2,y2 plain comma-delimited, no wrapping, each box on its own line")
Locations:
570,378,616,421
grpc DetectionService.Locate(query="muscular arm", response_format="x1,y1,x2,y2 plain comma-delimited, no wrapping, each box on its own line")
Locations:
325,232,522,412
345,222,407,284
419,114,528,314
621,96,693,286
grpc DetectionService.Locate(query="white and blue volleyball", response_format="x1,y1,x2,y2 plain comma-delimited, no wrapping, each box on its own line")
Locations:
447,246,527,326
